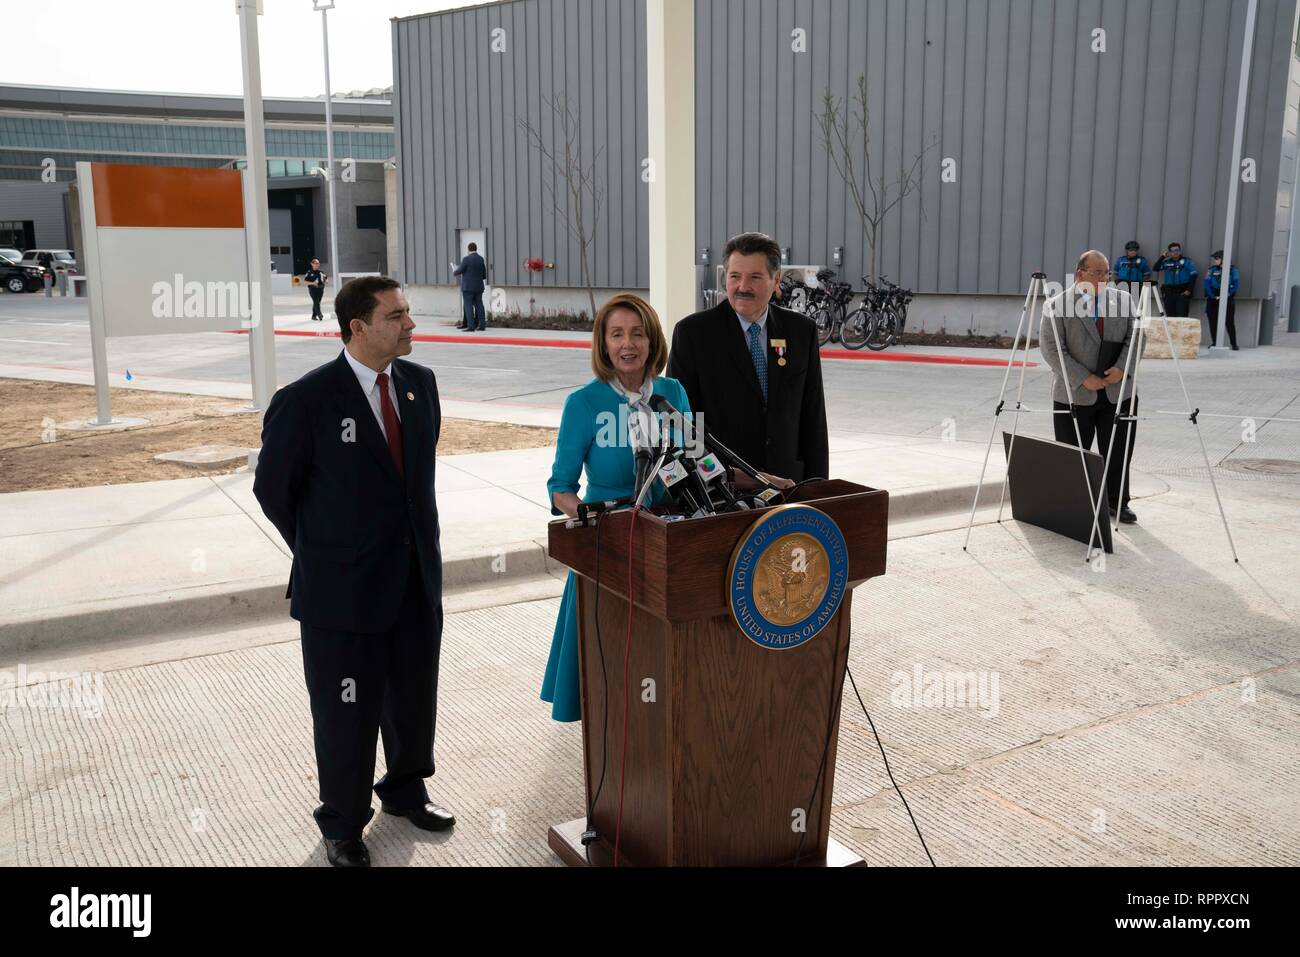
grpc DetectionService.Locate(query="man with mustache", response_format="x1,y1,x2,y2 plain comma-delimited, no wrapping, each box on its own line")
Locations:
668,232,828,485
254,276,453,867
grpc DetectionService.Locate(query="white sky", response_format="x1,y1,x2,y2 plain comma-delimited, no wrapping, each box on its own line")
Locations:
0,0,495,99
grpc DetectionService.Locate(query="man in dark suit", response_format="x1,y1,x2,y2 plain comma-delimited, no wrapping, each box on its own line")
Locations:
253,276,453,868
452,242,488,332
668,232,829,483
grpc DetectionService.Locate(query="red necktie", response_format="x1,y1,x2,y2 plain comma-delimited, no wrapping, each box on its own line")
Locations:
1095,301,1104,340
376,372,404,475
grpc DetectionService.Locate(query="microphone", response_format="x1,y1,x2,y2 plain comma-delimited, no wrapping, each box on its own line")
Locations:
695,452,747,512
647,395,772,488
575,497,633,525
632,447,653,508
656,453,707,516
677,448,718,516
628,401,658,507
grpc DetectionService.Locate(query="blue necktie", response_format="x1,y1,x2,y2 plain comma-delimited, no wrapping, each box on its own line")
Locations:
748,323,768,403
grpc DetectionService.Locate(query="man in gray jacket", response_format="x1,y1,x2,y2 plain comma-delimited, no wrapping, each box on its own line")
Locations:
1039,250,1140,525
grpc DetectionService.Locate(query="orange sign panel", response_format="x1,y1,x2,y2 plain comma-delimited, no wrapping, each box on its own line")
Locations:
92,164,245,229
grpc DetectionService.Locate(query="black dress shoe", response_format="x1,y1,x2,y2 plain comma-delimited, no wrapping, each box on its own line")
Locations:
324,837,370,868
381,802,455,831
1119,506,1138,525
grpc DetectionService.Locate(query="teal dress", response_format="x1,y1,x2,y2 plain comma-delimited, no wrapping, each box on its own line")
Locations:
540,376,693,722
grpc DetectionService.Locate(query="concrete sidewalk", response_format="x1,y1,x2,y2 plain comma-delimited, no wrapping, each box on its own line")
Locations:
7,428,1157,662
1,471,1295,866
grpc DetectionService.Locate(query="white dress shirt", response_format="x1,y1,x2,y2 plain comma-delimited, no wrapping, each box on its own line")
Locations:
342,347,401,439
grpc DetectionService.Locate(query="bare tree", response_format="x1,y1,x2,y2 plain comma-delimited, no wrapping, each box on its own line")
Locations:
816,76,937,285
518,96,606,320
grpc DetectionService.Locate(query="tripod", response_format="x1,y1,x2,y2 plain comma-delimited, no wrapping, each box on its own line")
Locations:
1083,280,1238,563
964,272,1108,555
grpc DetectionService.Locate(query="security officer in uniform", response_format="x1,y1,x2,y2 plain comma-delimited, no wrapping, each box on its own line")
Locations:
1153,242,1197,318
1204,250,1240,351
1113,241,1151,289
304,258,328,322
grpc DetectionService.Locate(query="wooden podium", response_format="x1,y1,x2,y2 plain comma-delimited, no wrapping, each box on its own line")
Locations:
546,480,888,867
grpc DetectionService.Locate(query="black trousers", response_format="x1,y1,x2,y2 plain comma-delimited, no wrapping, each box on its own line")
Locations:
1207,298,1238,349
309,285,325,320
1053,393,1139,510
1161,283,1192,317
461,291,485,331
299,557,442,840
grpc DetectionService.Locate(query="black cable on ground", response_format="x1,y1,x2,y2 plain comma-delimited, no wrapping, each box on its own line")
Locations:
846,665,936,866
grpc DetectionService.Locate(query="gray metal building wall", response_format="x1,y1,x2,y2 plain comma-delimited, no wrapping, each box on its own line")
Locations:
392,0,649,290
395,0,1297,299
1276,38,1300,303
696,0,1298,299
0,180,70,250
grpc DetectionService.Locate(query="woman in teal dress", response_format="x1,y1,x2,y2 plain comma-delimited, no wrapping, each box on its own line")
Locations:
541,293,691,722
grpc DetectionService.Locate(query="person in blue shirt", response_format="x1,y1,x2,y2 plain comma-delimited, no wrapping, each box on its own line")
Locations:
1113,241,1151,289
1153,242,1197,318
541,293,692,723
1204,250,1241,351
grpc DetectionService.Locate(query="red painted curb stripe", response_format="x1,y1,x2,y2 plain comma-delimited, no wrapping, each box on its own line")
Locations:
226,328,1035,368
817,348,1035,367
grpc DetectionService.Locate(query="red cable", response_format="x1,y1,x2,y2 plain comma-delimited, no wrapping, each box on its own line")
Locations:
612,506,640,867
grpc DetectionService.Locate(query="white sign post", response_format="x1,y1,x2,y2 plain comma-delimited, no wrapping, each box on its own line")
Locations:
238,0,278,412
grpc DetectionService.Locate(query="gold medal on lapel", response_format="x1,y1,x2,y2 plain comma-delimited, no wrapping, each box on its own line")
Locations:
406,392,415,401
771,338,788,367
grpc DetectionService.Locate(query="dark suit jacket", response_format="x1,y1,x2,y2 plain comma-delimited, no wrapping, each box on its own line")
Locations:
253,351,443,634
667,300,829,482
453,253,487,293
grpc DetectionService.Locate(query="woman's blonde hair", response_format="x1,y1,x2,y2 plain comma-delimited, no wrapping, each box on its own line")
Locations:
590,293,669,383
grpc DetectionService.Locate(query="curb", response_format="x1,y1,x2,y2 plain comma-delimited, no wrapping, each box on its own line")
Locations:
0,539,563,663
225,328,1034,368
0,483,996,661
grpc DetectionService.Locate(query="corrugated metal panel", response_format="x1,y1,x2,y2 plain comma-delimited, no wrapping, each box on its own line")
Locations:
1268,5,1300,295
394,0,1296,298
393,0,648,291
693,0,1296,297
0,180,70,248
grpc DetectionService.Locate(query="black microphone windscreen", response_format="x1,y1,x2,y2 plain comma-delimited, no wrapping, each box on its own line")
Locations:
647,394,678,416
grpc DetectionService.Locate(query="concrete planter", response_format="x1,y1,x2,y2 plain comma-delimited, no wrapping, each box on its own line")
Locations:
1142,317,1200,359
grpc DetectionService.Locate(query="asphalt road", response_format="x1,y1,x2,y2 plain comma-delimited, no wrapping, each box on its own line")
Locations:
3,293,1299,478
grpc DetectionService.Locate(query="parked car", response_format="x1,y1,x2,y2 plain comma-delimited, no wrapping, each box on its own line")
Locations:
0,247,24,263
20,249,78,275
0,254,46,293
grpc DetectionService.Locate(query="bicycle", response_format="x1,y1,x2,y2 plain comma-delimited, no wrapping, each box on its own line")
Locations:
841,276,914,352
810,270,855,346
877,277,913,342
777,274,812,313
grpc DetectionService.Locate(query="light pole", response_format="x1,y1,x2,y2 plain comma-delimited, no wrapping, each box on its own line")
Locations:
238,0,276,412
1212,0,1257,356
314,0,341,300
